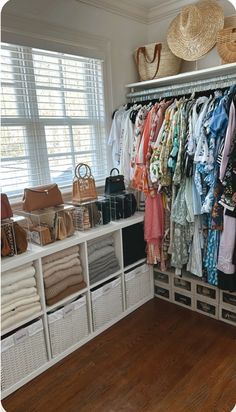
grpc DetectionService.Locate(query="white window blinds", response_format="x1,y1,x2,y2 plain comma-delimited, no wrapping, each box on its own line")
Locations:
1,42,108,198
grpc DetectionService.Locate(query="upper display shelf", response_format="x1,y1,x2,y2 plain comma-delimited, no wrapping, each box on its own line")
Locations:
126,62,236,91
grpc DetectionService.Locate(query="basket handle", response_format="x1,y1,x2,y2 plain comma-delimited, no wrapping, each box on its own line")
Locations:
136,43,162,80
110,168,120,176
74,163,92,179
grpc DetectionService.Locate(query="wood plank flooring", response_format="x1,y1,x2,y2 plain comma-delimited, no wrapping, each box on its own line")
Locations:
2,298,236,412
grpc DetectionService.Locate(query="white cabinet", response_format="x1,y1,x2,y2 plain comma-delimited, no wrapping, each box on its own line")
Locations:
1,213,153,398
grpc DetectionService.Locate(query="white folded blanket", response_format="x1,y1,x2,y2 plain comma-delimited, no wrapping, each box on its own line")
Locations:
2,277,36,295
1,294,40,315
43,257,81,279
1,287,37,306
1,265,36,287
42,245,79,265
1,302,41,331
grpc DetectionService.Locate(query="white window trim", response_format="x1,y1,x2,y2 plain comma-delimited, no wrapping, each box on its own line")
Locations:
1,13,114,203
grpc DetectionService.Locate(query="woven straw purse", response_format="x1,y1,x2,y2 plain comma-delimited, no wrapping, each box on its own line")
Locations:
134,42,182,81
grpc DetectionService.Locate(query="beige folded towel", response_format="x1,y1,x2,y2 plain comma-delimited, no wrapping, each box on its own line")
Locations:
1,287,37,306
1,302,42,331
43,257,81,279
42,253,79,275
42,245,79,265
2,277,36,295
46,282,87,306
44,264,83,288
1,294,40,315
2,265,36,287
45,273,84,300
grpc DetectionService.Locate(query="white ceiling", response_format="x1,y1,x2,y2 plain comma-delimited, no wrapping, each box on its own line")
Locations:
125,0,163,8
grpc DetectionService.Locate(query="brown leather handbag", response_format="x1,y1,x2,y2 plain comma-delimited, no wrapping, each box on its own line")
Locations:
22,184,64,212
1,194,13,220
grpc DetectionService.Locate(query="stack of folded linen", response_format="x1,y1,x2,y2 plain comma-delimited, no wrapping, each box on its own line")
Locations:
42,245,86,306
1,263,41,331
88,236,120,285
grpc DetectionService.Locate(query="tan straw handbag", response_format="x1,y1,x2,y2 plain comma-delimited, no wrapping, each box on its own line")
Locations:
72,163,97,203
134,42,182,81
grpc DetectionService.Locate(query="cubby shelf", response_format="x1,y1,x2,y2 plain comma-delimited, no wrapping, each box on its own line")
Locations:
1,212,154,399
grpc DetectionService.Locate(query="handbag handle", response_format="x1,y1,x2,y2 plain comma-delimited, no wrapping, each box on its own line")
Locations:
136,43,162,81
74,163,92,179
110,168,120,176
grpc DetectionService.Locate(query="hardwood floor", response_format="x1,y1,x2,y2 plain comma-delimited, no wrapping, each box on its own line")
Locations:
2,298,236,412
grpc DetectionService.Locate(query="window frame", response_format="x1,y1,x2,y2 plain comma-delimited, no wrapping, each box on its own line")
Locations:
1,17,113,203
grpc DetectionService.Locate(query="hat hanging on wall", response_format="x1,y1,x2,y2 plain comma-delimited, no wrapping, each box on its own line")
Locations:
216,14,236,64
216,27,236,64
167,0,224,61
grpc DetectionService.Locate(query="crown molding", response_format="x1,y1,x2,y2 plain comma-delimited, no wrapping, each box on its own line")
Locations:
76,0,149,24
148,0,191,24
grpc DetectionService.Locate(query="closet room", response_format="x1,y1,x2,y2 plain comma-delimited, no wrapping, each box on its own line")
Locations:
1,0,236,411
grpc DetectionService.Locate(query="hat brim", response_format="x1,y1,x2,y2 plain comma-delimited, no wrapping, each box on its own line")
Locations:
217,41,236,63
167,1,224,61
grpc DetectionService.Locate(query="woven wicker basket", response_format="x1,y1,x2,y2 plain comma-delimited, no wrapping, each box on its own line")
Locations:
91,277,123,331
48,295,89,357
134,42,182,81
125,264,151,308
1,319,47,391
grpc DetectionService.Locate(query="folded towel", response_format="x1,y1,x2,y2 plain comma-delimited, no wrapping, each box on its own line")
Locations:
1,277,36,295
1,287,37,306
44,263,83,288
46,281,87,306
1,294,40,315
45,273,84,300
42,245,79,265
2,301,41,322
89,262,120,282
42,253,79,275
89,252,118,272
2,265,36,287
43,257,81,279
88,245,115,265
1,302,42,331
87,236,114,255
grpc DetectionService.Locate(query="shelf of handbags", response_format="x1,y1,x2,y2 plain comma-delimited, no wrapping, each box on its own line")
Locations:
154,267,236,327
1,214,153,399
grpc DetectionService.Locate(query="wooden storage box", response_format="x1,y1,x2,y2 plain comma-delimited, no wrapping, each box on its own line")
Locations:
48,295,89,357
125,264,152,309
1,319,47,391
91,277,123,331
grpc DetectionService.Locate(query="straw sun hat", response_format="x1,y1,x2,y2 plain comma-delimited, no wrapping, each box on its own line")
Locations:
217,14,236,63
167,0,224,61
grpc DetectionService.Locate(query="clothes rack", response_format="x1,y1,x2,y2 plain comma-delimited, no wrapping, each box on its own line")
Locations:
126,73,236,102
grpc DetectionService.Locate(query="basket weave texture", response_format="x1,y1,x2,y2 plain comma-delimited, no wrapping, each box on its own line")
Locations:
134,42,182,81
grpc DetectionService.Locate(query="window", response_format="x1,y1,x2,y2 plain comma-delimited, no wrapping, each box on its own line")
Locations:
1,42,108,198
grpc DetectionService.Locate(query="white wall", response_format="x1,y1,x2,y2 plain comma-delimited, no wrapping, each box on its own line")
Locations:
2,0,236,107
147,0,236,72
1,0,147,110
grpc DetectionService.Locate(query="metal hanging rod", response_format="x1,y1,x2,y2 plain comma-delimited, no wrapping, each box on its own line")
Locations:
126,73,236,102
